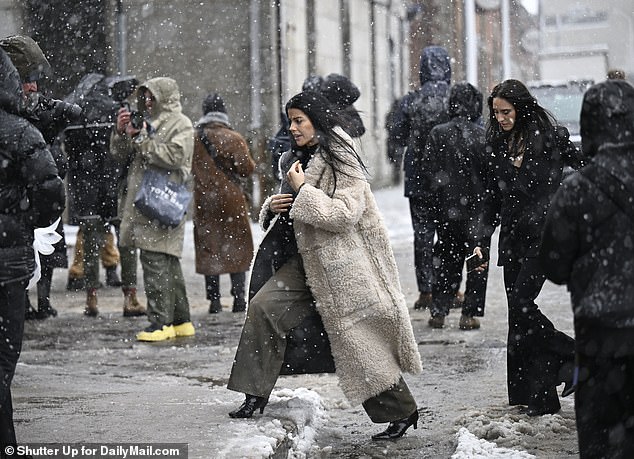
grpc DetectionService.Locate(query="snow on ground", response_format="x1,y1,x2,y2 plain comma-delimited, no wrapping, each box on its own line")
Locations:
453,427,535,458
215,388,326,459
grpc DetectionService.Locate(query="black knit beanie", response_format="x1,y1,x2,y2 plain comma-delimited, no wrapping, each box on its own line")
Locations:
202,92,226,114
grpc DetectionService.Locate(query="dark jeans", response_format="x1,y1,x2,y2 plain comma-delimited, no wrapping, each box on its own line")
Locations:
503,257,574,411
0,279,27,447
575,324,634,459
408,197,435,294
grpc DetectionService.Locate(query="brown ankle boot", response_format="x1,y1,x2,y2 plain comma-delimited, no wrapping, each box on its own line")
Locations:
84,288,98,317
123,287,146,317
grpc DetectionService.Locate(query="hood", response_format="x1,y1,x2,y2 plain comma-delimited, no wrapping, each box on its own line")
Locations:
448,82,482,121
0,48,24,115
137,77,182,116
581,80,634,157
419,46,451,87
0,35,50,83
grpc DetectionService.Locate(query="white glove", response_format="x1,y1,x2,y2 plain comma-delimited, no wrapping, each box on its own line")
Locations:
28,218,62,290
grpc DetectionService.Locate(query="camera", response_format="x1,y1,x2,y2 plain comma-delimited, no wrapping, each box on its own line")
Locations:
129,111,145,130
107,76,145,130
25,93,83,122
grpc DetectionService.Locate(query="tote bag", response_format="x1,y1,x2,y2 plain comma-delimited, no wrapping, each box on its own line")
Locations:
133,167,192,228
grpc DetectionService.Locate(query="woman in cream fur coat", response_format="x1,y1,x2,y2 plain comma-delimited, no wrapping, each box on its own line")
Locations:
227,91,422,440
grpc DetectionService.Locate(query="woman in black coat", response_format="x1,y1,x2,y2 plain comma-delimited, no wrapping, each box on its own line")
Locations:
474,79,584,416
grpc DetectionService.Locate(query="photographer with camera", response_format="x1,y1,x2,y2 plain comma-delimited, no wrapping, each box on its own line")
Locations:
62,73,145,318
0,35,82,321
111,77,194,342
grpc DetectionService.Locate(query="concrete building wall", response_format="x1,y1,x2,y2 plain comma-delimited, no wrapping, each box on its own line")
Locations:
0,0,22,36
539,0,634,82
6,0,409,196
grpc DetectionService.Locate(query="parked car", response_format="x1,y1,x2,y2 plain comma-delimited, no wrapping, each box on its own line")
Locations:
528,79,594,148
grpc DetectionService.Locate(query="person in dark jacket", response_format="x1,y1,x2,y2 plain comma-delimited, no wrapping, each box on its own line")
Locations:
193,93,255,313
539,79,634,457
0,47,65,449
392,46,452,311
63,73,145,318
473,79,585,416
422,82,491,330
0,34,69,321
384,97,405,185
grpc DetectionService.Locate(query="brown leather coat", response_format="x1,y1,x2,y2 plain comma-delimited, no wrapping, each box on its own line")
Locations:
192,115,255,275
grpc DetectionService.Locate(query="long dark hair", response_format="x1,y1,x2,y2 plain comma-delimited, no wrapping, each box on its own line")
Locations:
285,91,368,179
486,79,558,144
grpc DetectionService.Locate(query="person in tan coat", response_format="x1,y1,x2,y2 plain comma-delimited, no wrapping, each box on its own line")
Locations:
110,77,194,342
227,91,422,441
193,93,255,313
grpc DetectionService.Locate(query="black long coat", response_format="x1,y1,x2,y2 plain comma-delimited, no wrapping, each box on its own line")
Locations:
249,150,335,376
483,124,582,264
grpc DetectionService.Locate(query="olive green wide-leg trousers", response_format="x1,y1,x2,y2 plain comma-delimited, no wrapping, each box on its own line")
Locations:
227,254,417,423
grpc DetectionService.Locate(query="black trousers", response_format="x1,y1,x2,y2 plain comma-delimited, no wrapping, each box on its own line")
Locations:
463,234,491,318
205,273,246,302
408,197,436,294
0,279,27,447
503,257,574,411
430,220,490,318
431,220,467,316
575,324,634,459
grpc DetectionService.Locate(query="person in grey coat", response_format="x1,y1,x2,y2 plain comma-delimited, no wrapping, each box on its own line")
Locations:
540,79,634,458
227,91,422,440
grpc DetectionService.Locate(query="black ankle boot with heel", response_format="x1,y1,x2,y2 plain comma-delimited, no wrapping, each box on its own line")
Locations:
371,410,419,440
228,394,268,418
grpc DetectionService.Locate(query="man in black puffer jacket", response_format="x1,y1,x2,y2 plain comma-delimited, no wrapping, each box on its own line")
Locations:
540,79,634,458
0,48,65,449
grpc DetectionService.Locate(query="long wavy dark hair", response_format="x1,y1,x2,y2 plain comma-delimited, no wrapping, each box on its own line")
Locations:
285,91,368,184
486,79,558,150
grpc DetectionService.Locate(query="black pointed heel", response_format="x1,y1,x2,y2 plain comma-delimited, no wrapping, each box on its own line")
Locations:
371,410,419,440
558,361,577,398
228,394,268,418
